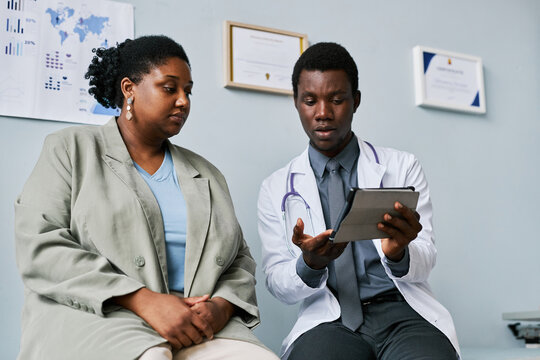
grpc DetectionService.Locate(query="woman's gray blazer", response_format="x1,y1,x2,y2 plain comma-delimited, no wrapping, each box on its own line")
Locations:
15,118,262,359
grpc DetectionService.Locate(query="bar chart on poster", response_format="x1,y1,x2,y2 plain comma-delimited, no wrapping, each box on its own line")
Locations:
0,0,133,124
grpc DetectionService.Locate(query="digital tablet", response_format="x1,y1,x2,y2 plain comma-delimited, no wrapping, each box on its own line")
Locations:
329,187,419,243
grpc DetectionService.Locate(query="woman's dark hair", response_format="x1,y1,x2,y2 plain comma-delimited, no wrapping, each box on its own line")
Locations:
292,42,358,98
85,35,190,108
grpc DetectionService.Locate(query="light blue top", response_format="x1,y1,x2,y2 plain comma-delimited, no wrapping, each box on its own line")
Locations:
134,148,187,292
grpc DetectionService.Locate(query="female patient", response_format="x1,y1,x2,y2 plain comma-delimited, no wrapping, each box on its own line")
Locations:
15,35,278,360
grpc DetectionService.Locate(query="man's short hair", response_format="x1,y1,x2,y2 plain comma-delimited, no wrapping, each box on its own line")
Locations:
292,42,358,98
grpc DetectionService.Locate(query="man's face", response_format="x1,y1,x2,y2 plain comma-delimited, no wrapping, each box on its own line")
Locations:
294,69,360,158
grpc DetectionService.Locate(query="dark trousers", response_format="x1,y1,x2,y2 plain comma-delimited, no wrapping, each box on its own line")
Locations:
288,301,457,360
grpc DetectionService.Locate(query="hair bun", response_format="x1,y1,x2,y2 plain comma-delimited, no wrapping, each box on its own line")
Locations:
85,44,123,109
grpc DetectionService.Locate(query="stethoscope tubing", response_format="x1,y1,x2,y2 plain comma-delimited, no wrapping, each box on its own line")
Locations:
280,173,311,212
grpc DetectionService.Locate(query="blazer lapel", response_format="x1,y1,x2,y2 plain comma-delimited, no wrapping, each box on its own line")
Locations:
100,118,169,290
168,144,210,296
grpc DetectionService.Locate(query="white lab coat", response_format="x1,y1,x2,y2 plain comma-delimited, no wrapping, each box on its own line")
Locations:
257,138,460,358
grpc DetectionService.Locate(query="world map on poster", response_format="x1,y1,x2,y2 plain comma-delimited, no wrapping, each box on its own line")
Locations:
45,6,109,46
0,0,134,125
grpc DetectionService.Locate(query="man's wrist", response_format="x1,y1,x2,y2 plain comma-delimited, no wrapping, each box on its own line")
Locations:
303,254,327,270
386,249,406,262
296,255,326,288
384,246,410,277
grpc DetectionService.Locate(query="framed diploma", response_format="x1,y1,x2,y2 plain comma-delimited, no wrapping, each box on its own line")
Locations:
223,21,308,95
413,45,486,114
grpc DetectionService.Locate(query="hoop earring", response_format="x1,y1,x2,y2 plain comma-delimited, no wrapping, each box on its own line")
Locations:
126,97,134,121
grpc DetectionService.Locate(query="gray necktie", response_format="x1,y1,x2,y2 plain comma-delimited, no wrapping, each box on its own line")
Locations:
326,158,363,330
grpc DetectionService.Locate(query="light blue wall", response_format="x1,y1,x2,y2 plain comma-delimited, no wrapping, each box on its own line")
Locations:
1,0,539,358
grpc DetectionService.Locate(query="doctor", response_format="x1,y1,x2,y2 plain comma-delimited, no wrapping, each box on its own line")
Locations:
257,42,460,359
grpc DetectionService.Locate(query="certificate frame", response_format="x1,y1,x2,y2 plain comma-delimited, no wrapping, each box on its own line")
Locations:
413,45,486,114
223,21,308,95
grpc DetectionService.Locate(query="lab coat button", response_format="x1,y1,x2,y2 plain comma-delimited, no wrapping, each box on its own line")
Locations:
66,298,73,306
215,256,225,266
72,300,80,309
134,256,145,267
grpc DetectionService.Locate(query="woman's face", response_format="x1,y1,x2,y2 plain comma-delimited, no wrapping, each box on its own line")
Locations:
130,57,193,140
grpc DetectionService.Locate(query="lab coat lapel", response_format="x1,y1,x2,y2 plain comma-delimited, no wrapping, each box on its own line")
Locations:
100,118,169,290
357,138,387,250
357,139,386,189
290,148,326,235
168,144,210,296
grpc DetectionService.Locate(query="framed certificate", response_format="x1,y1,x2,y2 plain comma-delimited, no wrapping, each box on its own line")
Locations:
413,46,486,114
223,21,308,95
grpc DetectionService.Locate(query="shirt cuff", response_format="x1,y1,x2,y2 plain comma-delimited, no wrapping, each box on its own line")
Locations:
296,256,326,288
384,246,410,277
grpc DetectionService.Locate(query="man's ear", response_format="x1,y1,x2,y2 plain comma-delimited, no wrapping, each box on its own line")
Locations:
120,77,134,104
353,90,361,112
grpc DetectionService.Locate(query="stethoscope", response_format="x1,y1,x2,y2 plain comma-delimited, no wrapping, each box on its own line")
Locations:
280,141,382,256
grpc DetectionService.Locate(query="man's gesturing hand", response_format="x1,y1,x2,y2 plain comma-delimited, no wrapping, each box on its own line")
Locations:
292,218,347,269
